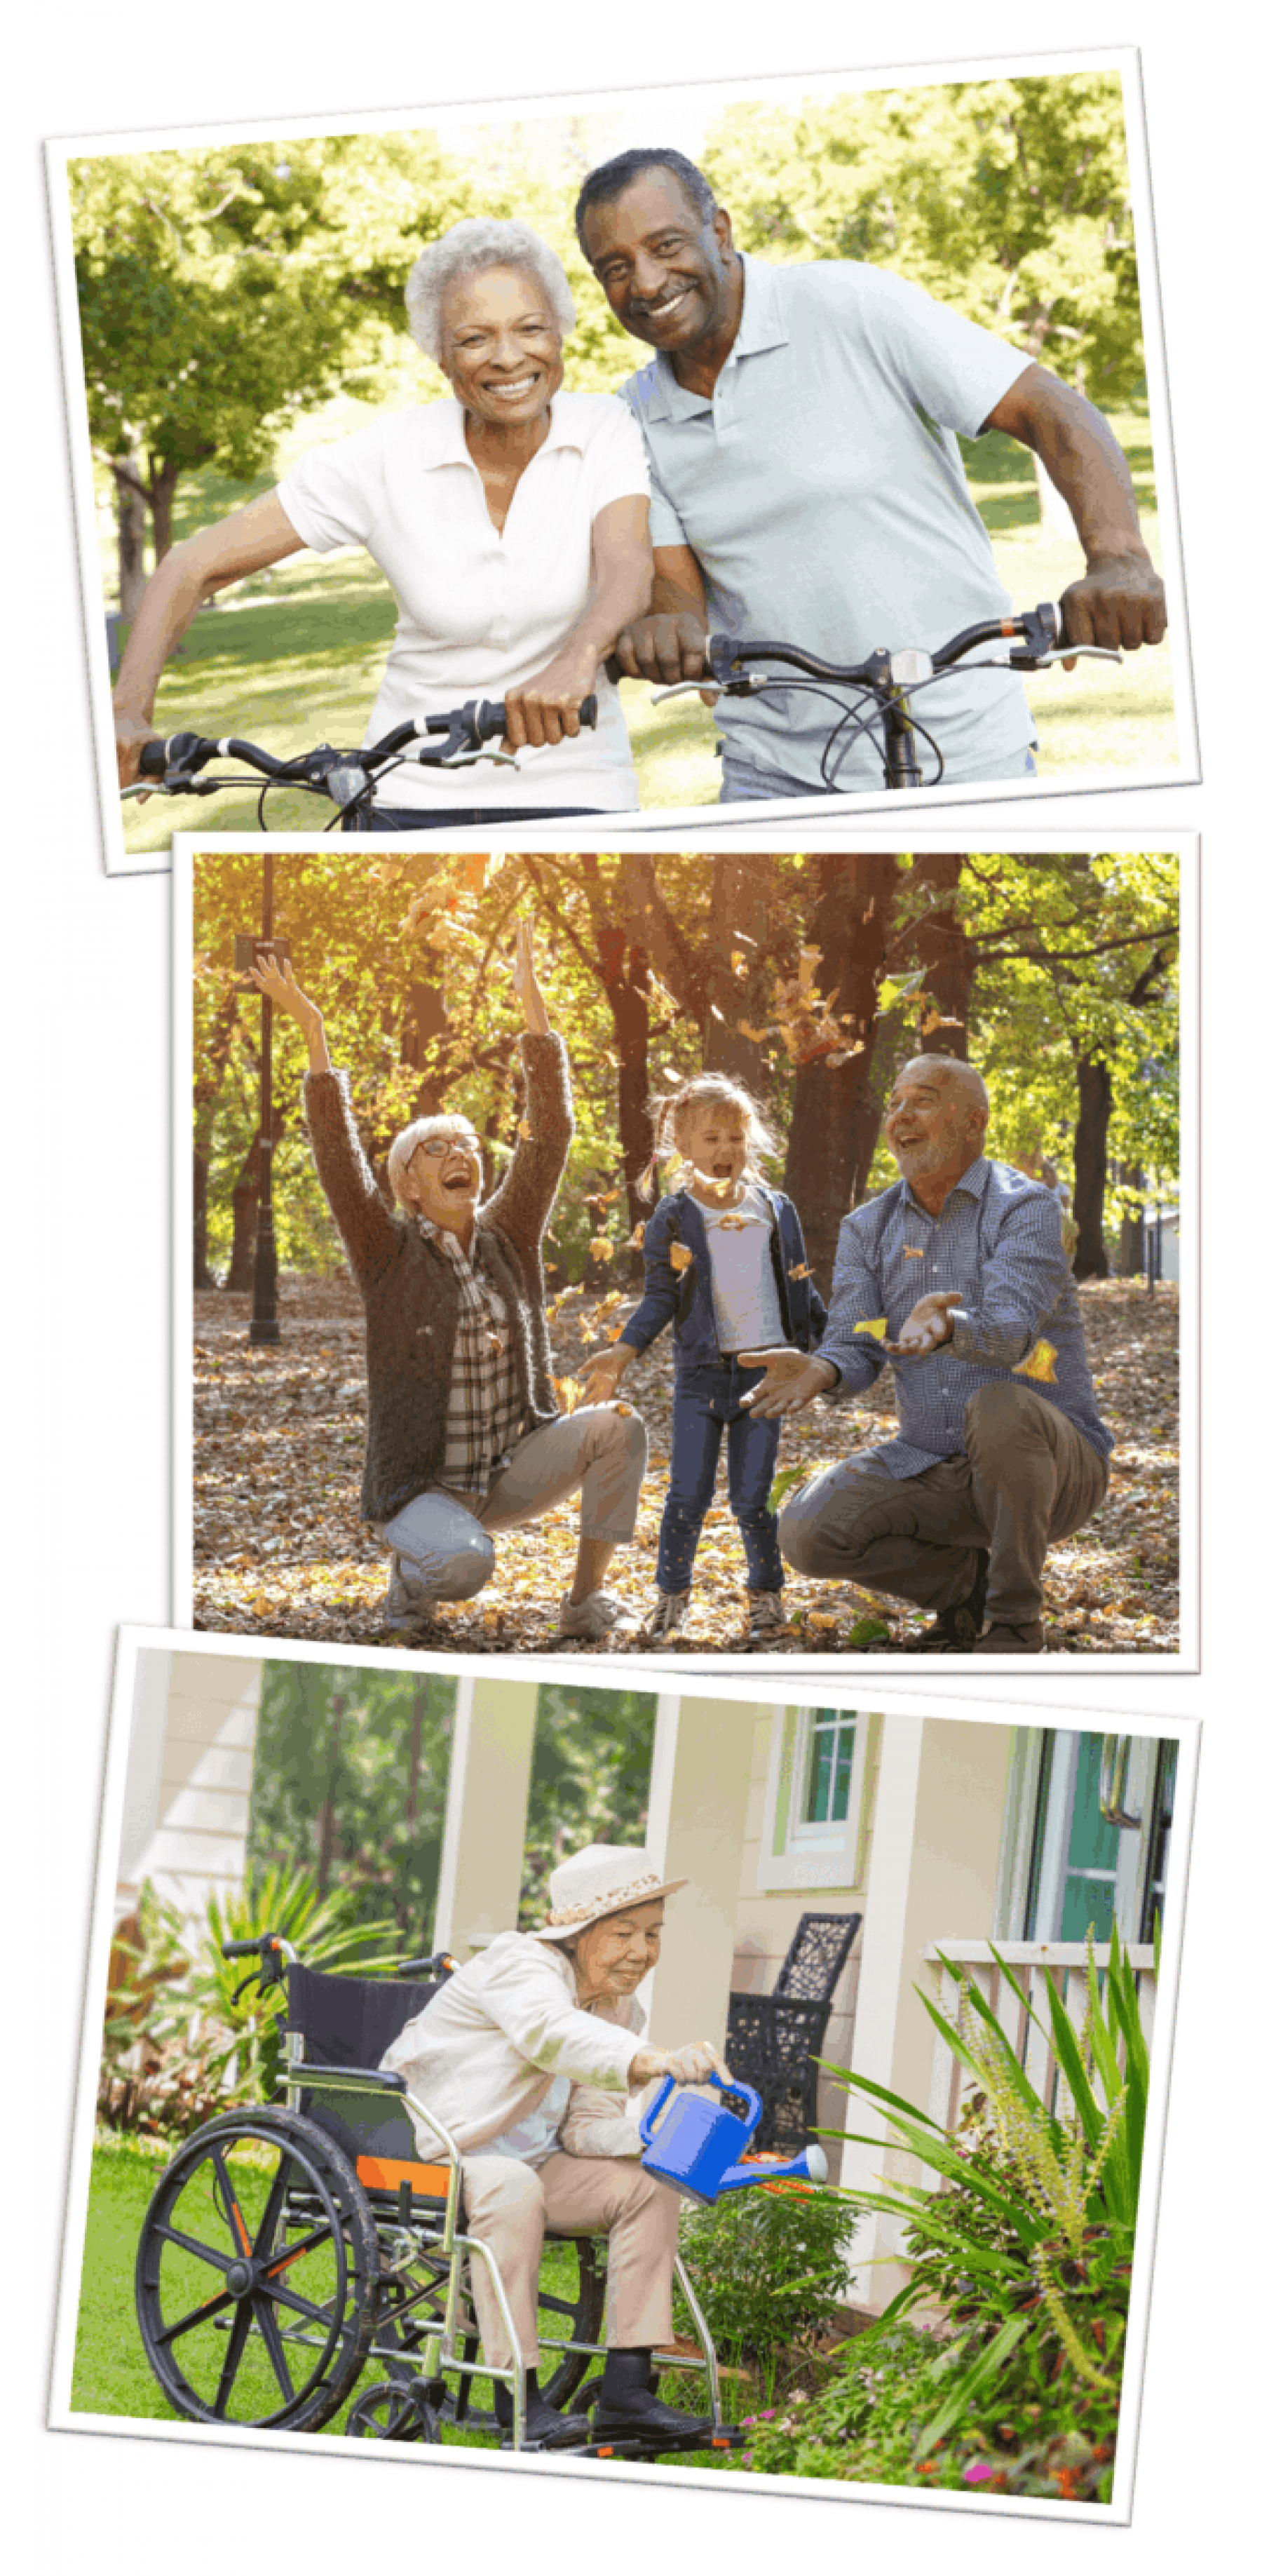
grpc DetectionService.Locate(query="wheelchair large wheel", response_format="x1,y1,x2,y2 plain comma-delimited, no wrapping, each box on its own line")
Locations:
135,2108,381,2431
371,2232,606,2422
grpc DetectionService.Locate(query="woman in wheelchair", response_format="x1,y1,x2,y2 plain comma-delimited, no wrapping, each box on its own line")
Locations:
381,1844,723,2450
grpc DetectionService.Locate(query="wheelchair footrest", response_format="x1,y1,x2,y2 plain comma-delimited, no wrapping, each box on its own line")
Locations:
578,2424,747,2462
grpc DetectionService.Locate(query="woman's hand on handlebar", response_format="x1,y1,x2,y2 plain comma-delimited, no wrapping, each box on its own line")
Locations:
114,709,163,795
249,956,332,1073
630,2039,733,2089
506,642,600,748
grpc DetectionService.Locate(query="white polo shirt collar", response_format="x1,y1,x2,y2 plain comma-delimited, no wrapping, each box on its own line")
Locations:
417,389,593,472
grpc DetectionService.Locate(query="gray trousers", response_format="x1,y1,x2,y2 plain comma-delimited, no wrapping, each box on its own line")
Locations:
461,2152,680,2369
376,1403,648,1603
779,1381,1108,1628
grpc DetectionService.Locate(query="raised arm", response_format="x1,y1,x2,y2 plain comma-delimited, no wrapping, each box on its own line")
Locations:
482,925,574,1257
505,493,653,749
250,955,399,1288
114,490,306,785
983,367,1166,654
574,1195,680,1403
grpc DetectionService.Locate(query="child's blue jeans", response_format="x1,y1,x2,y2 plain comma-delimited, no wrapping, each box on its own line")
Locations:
658,1361,783,1593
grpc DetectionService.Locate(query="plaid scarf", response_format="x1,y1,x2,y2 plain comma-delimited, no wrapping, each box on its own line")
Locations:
419,1217,525,1497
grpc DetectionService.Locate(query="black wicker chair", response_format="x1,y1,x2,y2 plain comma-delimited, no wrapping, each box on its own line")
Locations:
724,1910,862,2152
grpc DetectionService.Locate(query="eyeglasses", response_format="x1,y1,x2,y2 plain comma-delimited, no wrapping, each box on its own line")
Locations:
412,1135,479,1160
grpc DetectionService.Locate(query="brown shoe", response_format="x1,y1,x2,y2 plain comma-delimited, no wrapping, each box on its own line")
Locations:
904,1550,989,1653
975,1619,1045,1654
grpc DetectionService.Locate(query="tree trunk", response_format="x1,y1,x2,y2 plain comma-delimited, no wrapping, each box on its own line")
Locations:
193,986,240,1290
316,1690,346,1893
150,459,180,564
193,1151,214,1290
703,856,781,1086
1072,1056,1113,1276
224,1130,263,1292
783,856,901,1279
406,1681,427,1830
1115,1161,1146,1275
905,855,979,1056
114,454,148,619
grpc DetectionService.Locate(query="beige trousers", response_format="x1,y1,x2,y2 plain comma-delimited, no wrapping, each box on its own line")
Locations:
459,2152,680,2370
780,1380,1109,1628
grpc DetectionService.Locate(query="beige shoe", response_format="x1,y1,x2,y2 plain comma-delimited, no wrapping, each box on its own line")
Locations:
557,1589,642,1640
975,1619,1045,1654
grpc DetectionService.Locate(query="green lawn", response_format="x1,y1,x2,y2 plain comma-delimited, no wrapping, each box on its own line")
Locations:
70,2135,720,2462
109,403,1179,858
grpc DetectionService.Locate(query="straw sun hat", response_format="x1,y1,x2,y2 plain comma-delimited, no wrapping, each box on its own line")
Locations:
531,1845,688,1943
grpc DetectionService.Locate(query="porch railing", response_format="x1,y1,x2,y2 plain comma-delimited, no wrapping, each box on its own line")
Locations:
920,1940,1157,2151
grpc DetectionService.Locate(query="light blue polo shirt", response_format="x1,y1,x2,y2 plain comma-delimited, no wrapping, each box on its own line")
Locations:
618,258,1038,792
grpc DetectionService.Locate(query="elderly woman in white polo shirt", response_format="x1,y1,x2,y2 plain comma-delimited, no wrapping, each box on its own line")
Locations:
381,1845,725,2450
114,217,653,829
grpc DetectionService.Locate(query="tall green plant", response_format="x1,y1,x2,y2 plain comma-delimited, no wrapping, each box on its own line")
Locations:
820,1924,1152,2455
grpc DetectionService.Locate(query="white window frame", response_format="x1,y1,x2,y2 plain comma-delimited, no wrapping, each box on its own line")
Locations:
757,1704,869,1891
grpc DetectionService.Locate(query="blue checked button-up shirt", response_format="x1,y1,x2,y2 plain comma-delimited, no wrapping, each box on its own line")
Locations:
817,1158,1112,1478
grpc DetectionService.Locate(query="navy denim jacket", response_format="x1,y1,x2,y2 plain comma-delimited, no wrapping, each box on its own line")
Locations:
620,1187,828,1373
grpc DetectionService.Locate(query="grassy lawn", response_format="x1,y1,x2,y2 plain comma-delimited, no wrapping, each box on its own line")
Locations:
108,403,1178,859
70,2134,723,2463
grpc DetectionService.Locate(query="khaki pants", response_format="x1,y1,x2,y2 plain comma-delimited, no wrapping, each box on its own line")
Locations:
779,1381,1108,1628
460,2152,679,2370
377,1404,648,1602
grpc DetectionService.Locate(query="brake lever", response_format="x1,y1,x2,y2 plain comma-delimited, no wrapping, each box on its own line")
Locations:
1010,644,1125,671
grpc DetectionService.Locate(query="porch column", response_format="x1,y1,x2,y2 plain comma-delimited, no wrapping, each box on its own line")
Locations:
840,1713,1011,2307
431,1674,539,1960
642,1694,761,2055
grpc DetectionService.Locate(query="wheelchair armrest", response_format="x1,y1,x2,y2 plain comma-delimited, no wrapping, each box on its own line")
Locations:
298,2063,408,2093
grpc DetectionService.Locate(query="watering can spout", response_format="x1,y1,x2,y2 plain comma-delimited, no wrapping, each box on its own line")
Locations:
717,2143,828,2195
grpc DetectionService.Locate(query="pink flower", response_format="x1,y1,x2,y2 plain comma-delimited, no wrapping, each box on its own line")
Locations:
962,2460,994,2486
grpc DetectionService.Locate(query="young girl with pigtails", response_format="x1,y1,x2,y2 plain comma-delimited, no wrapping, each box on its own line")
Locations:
578,1075,828,1643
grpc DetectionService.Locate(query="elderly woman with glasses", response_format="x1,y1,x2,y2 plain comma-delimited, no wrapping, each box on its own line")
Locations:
114,216,653,830
250,923,646,1639
383,1844,726,2449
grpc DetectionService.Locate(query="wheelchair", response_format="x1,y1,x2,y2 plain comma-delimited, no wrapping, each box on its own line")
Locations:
133,1934,746,2460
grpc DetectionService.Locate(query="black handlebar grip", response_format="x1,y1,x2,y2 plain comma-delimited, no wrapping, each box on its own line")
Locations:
137,739,168,779
220,1938,264,1959
578,694,597,728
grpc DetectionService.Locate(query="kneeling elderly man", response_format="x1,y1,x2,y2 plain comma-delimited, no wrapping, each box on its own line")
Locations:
381,1845,724,2448
739,1055,1111,1652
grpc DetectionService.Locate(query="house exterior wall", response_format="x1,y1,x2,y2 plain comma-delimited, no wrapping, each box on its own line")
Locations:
431,1675,538,1957
116,1647,264,1934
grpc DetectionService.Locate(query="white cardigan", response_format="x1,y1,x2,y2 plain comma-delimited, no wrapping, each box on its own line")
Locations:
381,1931,646,2162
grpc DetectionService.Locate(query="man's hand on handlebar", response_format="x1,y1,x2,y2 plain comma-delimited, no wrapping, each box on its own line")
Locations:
629,2039,733,2089
1060,554,1167,658
613,612,715,701
737,1349,836,1420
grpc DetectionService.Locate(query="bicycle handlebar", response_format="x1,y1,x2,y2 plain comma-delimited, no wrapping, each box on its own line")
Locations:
135,692,598,795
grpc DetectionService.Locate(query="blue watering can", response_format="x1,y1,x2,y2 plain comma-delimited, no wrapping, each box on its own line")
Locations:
639,2070,827,2207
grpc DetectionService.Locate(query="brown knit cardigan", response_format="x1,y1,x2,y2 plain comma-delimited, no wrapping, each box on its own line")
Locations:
303,1033,574,1523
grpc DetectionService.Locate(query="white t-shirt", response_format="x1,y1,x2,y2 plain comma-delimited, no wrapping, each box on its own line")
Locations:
690,1186,783,1354
473,2071,571,2169
276,392,651,812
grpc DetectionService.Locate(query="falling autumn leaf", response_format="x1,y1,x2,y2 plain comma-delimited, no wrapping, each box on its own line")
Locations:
787,1262,814,1281
855,1319,888,1339
629,1222,646,1249
668,1243,694,1272
589,1236,614,1263
1014,1337,1059,1383
517,1118,532,1141
551,1375,582,1415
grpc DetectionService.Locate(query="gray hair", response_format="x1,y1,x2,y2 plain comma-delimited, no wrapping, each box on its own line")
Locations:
405,217,576,364
387,1113,480,1213
893,1056,990,1118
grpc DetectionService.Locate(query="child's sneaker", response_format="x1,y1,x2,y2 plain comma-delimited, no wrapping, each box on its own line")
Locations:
644,1588,691,1645
747,1589,788,1639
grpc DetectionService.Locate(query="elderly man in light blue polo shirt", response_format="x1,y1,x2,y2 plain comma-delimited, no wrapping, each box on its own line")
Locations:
576,148,1166,801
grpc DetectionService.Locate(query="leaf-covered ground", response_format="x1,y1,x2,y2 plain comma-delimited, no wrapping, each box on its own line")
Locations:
192,1276,1179,1657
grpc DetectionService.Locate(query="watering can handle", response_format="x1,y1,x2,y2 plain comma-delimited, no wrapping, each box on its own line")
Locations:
639,2068,761,2145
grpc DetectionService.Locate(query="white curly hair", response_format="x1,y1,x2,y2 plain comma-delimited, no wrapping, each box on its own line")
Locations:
405,217,576,365
387,1112,481,1213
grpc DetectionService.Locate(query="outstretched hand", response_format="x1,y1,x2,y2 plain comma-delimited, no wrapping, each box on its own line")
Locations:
737,1348,836,1419
248,955,331,1073
890,1293,963,1357
511,921,550,1035
575,1343,634,1404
